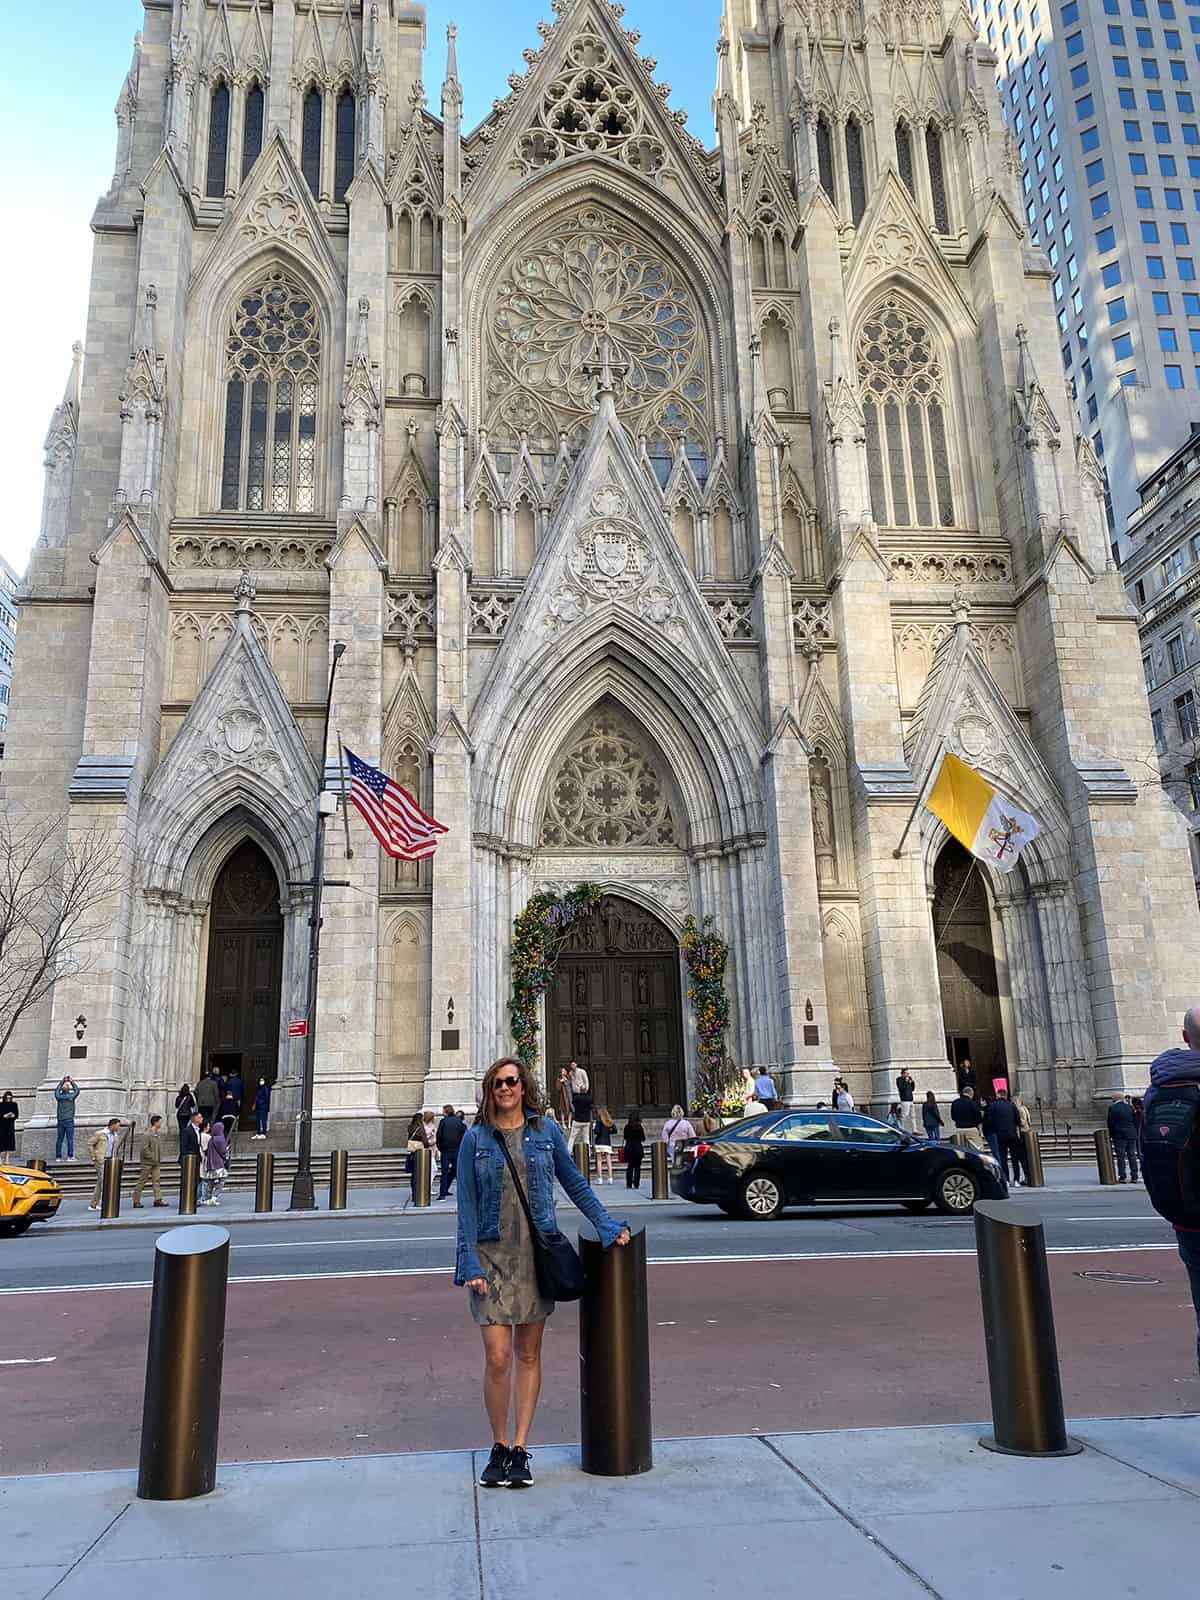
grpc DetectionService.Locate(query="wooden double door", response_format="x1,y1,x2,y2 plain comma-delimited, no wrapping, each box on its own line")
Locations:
201,841,284,1124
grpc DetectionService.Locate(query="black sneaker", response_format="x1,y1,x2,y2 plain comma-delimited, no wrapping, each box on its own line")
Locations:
478,1443,510,1488
506,1446,533,1487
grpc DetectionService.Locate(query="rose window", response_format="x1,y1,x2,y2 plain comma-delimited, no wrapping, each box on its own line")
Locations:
540,704,677,849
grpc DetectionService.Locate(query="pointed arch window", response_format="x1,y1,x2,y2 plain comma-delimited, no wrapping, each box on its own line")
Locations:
845,118,868,224
858,296,956,529
206,81,230,198
242,82,265,179
301,87,323,197
334,88,356,202
816,115,836,200
895,120,916,198
220,265,321,513
926,124,950,232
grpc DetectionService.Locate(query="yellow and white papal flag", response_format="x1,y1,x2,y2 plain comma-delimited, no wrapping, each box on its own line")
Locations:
925,752,1040,875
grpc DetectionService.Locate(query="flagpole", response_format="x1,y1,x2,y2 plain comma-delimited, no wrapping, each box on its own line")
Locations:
336,731,354,859
892,740,948,860
290,640,347,1212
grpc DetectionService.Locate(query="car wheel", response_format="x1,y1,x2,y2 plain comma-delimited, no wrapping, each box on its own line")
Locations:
740,1171,784,1221
0,1218,32,1237
934,1167,979,1216
902,1199,930,1213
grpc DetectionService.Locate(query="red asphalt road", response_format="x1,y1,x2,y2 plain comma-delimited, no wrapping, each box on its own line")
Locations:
3,1250,1197,1476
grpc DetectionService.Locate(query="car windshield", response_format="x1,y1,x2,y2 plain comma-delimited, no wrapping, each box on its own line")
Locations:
834,1114,905,1145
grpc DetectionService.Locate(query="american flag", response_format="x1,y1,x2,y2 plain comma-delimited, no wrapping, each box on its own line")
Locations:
343,748,448,861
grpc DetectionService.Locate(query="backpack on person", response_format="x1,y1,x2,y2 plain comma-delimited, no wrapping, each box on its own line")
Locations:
1141,1082,1200,1226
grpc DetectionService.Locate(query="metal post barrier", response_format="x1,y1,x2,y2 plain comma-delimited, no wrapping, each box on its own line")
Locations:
137,1224,230,1499
573,1138,590,1179
974,1200,1081,1457
948,1131,968,1150
178,1152,199,1216
329,1148,348,1210
1022,1129,1045,1188
651,1141,669,1200
1094,1128,1118,1185
254,1151,275,1214
412,1145,432,1207
578,1219,652,1476
26,1158,48,1173
100,1157,123,1220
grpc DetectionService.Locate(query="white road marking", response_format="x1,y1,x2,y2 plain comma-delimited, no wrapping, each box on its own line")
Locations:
1064,1217,1163,1223
0,1355,56,1365
229,1234,454,1250
0,1241,1180,1296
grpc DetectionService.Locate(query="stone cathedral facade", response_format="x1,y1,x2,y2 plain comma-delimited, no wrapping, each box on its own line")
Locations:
7,0,1198,1154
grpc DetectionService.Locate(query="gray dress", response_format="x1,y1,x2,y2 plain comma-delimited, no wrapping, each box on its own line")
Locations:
470,1127,554,1327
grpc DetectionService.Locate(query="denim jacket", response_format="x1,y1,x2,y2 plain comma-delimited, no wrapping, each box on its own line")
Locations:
455,1114,628,1286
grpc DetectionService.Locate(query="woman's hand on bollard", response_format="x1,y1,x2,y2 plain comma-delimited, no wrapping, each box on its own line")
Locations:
614,1228,631,1246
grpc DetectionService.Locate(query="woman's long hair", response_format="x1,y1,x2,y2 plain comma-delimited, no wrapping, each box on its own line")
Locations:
478,1057,544,1129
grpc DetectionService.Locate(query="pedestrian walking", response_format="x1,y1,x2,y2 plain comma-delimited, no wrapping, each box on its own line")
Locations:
456,1057,630,1490
593,1106,615,1182
983,1089,1024,1184
174,1084,196,1158
922,1091,943,1140
1106,1094,1140,1184
753,1068,779,1109
54,1075,80,1160
834,1079,855,1112
437,1103,467,1200
407,1112,433,1202
202,1118,228,1205
742,1092,769,1117
252,1078,271,1139
567,1060,589,1096
556,1067,571,1126
195,1069,220,1127
949,1085,986,1152
569,1082,594,1152
663,1104,695,1162
896,1069,919,1135
88,1118,122,1210
622,1113,646,1189
219,1073,243,1141
180,1110,203,1163
886,1101,903,1130
0,1091,18,1159
133,1114,168,1207
1141,1006,1200,1372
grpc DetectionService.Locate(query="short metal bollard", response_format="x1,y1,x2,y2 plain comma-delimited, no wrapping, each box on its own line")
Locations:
412,1145,432,1207
974,1200,1081,1457
178,1152,199,1216
100,1157,123,1220
578,1219,652,1476
137,1224,230,1499
254,1151,274,1213
573,1139,590,1179
26,1158,48,1173
1022,1129,1045,1188
651,1141,669,1200
329,1148,348,1210
1094,1128,1118,1185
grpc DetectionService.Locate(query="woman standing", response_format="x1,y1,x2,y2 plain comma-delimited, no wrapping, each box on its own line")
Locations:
456,1057,629,1490
0,1092,18,1159
203,1119,228,1205
174,1084,196,1159
663,1104,695,1163
406,1112,430,1202
593,1106,615,1182
922,1091,943,1141
253,1078,272,1139
622,1112,646,1189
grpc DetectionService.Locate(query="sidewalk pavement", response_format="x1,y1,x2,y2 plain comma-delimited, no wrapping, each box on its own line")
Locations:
5,1416,1197,1599
35,1162,1114,1235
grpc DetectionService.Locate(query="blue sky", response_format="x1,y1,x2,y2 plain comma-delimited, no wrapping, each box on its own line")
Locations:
0,0,722,574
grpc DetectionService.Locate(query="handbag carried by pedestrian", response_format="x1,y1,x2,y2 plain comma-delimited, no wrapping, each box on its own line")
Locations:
493,1126,585,1302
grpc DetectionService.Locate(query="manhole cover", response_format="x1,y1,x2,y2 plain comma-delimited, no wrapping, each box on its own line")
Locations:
1074,1270,1161,1284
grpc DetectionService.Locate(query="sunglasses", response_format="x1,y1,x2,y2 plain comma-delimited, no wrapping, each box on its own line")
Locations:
493,1075,522,1090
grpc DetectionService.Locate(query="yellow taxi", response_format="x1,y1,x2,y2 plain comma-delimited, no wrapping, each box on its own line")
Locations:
0,1163,63,1236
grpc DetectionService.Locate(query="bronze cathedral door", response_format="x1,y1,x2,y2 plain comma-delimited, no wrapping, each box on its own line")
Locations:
546,894,684,1115
201,841,284,1123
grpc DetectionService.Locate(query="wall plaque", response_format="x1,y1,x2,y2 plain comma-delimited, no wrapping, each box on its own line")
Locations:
803,1025,820,1047
441,1029,460,1051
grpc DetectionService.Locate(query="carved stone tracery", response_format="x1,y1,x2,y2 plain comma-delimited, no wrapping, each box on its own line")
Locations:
540,703,677,849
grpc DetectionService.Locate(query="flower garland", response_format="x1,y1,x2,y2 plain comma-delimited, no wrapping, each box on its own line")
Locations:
680,913,737,1120
509,883,602,1068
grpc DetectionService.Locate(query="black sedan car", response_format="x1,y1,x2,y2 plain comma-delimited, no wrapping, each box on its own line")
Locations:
671,1110,1007,1219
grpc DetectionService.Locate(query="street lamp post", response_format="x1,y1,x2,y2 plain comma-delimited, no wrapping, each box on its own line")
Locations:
290,640,347,1211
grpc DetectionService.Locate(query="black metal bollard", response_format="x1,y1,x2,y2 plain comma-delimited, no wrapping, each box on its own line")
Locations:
412,1145,432,1207
578,1219,652,1476
100,1157,123,1220
573,1138,590,1179
651,1141,669,1199
974,1200,1081,1456
1094,1128,1117,1184
26,1158,48,1173
178,1152,199,1215
137,1224,230,1499
329,1149,348,1210
1022,1130,1045,1188
254,1151,275,1213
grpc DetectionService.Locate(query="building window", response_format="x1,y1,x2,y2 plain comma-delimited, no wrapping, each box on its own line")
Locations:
242,82,265,179
926,125,950,232
816,116,835,201
301,87,323,197
858,296,957,530
1167,362,1186,383
219,265,321,514
1149,253,1168,274
896,121,915,197
1103,261,1123,287
333,88,356,203
1153,707,1168,752
1161,324,1181,347
1145,653,1160,690
1169,633,1188,672
846,118,868,225
206,81,230,199
1179,687,1199,738
1187,760,1200,807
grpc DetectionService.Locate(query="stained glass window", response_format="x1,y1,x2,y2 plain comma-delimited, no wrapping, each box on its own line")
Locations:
816,116,835,200
857,296,957,529
301,88,322,197
242,83,265,180
896,121,916,197
334,89,356,202
206,82,230,199
219,265,321,513
846,119,868,224
926,125,950,232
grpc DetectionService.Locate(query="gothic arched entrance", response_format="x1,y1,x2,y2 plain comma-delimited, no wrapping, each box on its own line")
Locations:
932,839,1005,1091
546,894,685,1116
201,840,284,1123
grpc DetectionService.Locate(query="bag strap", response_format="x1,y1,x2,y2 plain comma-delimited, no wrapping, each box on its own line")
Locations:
493,1124,548,1246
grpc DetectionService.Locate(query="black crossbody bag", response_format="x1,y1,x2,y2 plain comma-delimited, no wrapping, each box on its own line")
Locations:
493,1124,585,1302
